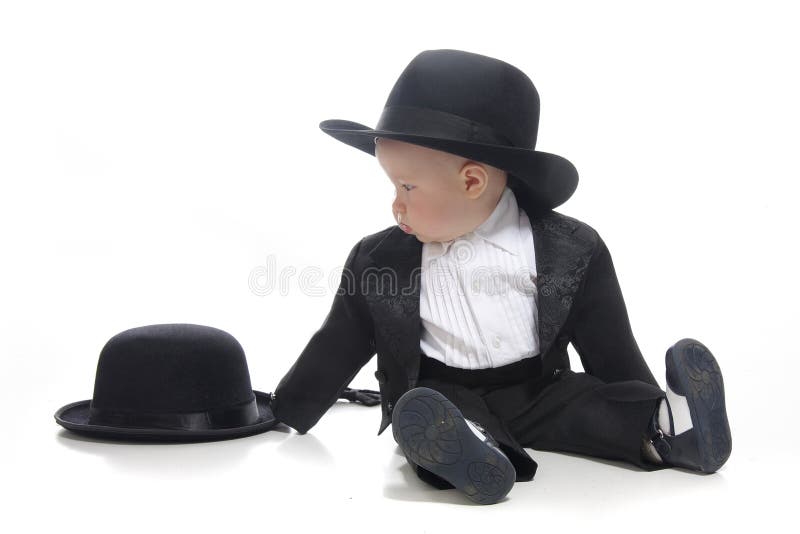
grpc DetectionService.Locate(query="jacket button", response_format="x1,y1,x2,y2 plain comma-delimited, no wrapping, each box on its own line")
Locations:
386,402,393,413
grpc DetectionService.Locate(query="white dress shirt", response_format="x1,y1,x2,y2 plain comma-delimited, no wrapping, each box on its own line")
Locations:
419,186,540,369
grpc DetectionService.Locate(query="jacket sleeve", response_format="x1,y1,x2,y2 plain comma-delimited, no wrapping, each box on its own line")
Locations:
271,237,377,434
570,234,660,386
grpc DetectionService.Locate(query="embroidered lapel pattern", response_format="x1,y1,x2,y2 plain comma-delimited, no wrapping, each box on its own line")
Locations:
364,229,423,387
528,212,595,358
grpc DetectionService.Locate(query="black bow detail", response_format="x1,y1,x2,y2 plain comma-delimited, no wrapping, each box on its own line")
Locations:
338,387,381,407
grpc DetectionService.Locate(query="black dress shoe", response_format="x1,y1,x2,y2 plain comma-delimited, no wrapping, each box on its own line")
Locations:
392,387,516,504
647,338,732,473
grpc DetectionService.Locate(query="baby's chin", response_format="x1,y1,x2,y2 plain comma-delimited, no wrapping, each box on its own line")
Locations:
413,233,448,244
405,226,461,244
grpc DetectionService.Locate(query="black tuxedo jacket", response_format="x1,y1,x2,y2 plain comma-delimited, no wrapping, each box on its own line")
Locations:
271,179,659,435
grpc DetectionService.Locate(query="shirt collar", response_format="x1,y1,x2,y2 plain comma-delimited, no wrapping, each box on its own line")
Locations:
425,186,520,262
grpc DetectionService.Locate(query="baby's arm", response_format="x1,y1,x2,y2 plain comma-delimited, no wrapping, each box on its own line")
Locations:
570,234,659,386
271,238,377,434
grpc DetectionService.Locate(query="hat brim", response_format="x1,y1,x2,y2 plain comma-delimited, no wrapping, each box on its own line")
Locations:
54,390,279,442
319,119,579,210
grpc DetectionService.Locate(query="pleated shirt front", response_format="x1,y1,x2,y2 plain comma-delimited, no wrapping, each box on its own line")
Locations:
419,186,540,369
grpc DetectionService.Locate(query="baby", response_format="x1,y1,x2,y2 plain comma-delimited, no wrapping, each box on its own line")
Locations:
270,49,732,505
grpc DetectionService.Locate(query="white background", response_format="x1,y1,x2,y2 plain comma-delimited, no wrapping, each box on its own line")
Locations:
2,1,797,531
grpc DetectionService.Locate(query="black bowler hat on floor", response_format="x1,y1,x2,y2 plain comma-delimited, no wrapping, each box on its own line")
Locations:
319,48,579,210
54,323,278,441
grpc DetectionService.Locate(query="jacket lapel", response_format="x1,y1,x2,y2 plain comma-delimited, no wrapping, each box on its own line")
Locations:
365,183,594,384
364,230,423,387
526,209,593,359
508,181,595,363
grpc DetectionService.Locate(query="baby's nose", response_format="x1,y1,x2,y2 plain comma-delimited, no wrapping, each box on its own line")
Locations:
392,198,405,218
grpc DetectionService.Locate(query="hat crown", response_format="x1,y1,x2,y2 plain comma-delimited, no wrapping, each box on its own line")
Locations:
90,324,255,414
382,49,541,149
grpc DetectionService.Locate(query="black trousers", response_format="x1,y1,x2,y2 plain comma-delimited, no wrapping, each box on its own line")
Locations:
403,353,670,488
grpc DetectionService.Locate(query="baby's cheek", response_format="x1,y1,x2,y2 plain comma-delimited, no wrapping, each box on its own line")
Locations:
438,204,463,227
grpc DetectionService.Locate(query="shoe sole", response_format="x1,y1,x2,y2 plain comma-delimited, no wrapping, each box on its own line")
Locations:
666,338,732,472
393,387,516,504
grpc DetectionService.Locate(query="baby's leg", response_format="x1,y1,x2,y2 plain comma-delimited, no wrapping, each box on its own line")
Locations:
497,370,668,471
504,339,732,473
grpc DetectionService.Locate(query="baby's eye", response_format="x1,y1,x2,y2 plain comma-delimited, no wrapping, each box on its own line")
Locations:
401,184,414,192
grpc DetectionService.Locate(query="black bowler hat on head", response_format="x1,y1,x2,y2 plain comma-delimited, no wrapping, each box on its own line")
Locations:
54,323,278,441
319,48,579,210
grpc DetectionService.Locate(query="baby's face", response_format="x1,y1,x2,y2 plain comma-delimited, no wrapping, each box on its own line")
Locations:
374,137,501,243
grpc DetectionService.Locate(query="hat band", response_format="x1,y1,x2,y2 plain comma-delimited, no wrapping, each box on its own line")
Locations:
87,396,260,431
375,105,515,147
